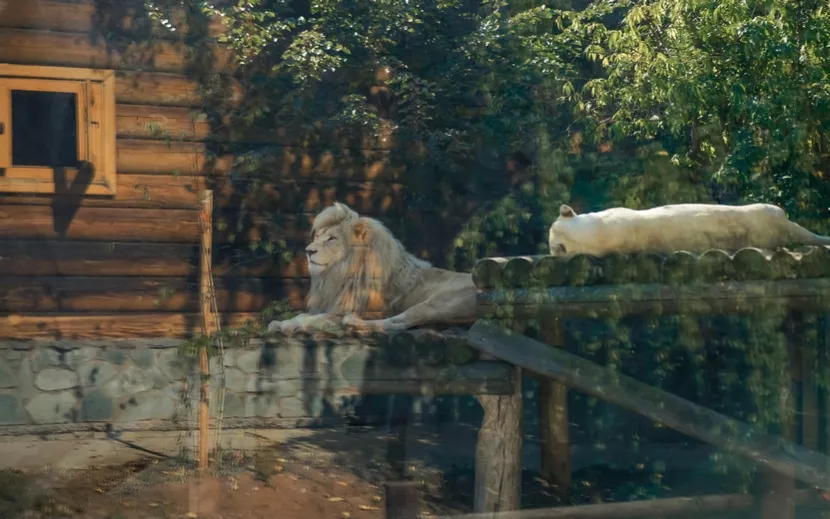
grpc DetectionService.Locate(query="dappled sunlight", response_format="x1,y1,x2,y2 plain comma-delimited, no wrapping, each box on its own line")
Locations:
2,0,830,517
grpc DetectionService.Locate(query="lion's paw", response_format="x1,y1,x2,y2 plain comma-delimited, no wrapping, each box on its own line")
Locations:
279,319,303,337
267,320,282,333
342,315,387,335
267,319,301,336
341,314,367,329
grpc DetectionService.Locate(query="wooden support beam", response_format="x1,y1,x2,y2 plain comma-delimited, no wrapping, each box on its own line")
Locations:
762,468,797,519
441,488,823,519
0,240,309,279
467,320,830,491
538,318,570,498
198,190,214,469
801,337,819,451
759,317,798,519
474,365,523,514
477,279,830,319
384,480,421,519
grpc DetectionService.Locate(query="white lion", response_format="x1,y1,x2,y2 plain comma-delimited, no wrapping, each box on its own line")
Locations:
268,203,477,335
549,202,830,258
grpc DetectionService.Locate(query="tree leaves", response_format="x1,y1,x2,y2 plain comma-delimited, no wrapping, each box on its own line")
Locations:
577,0,830,219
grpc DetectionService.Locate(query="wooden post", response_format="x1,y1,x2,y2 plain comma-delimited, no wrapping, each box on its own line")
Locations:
384,480,421,519
474,364,523,513
384,395,422,519
467,320,830,491
823,315,830,462
198,189,214,470
801,319,819,451
761,468,796,519
760,315,799,519
538,315,570,499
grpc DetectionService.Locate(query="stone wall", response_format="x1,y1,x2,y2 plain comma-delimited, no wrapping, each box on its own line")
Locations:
0,330,514,434
0,339,198,428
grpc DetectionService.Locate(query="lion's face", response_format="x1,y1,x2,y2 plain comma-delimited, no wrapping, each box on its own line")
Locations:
305,225,348,276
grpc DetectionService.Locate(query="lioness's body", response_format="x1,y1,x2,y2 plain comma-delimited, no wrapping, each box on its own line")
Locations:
549,202,830,258
268,203,476,335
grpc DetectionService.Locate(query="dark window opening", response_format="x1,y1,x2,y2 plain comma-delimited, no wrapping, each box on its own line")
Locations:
11,90,79,168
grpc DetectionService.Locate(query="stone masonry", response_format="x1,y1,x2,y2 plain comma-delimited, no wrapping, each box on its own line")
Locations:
0,331,494,431
0,337,383,428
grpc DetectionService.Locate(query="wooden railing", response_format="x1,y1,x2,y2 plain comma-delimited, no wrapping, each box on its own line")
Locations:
459,247,830,519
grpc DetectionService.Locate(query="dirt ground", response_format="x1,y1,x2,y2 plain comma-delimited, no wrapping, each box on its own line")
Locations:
6,427,826,519
0,448,425,519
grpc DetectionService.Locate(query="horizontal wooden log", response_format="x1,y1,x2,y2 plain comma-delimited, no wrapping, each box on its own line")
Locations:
472,258,510,290
356,361,514,396
113,139,404,180
0,205,200,242
116,104,212,141
212,179,407,216
0,173,202,209
239,146,406,182
0,174,406,213
467,320,830,491
115,71,242,107
0,28,234,74
477,278,830,319
0,312,259,340
0,276,307,313
114,104,397,149
216,250,307,279
0,204,321,243
0,0,227,38
0,241,308,278
116,139,233,175
474,247,830,288
442,489,822,519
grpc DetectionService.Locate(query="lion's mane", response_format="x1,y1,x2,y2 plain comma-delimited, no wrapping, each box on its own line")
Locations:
306,203,431,318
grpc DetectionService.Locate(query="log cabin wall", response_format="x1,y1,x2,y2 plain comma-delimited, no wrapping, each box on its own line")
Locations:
0,0,411,340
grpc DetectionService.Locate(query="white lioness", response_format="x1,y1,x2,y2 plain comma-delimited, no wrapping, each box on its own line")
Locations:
268,203,477,335
549,202,830,258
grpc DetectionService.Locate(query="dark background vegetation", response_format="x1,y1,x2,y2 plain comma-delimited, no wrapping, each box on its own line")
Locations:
130,0,830,504
146,0,830,271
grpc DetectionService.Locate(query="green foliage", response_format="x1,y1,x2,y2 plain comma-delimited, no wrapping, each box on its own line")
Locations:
145,0,584,268
140,0,830,502
570,0,830,223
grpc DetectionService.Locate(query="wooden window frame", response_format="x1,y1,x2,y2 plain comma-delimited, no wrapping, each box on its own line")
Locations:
0,64,117,196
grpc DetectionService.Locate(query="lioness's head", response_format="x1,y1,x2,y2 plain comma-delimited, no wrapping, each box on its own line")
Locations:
548,204,577,257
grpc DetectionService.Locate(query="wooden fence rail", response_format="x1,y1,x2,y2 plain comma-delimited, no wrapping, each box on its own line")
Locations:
466,319,830,492
439,488,823,519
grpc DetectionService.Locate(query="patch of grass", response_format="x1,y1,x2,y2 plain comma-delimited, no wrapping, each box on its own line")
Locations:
0,469,77,519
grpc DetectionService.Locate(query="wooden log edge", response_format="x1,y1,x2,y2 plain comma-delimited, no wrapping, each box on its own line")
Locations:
441,488,823,519
473,247,830,288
